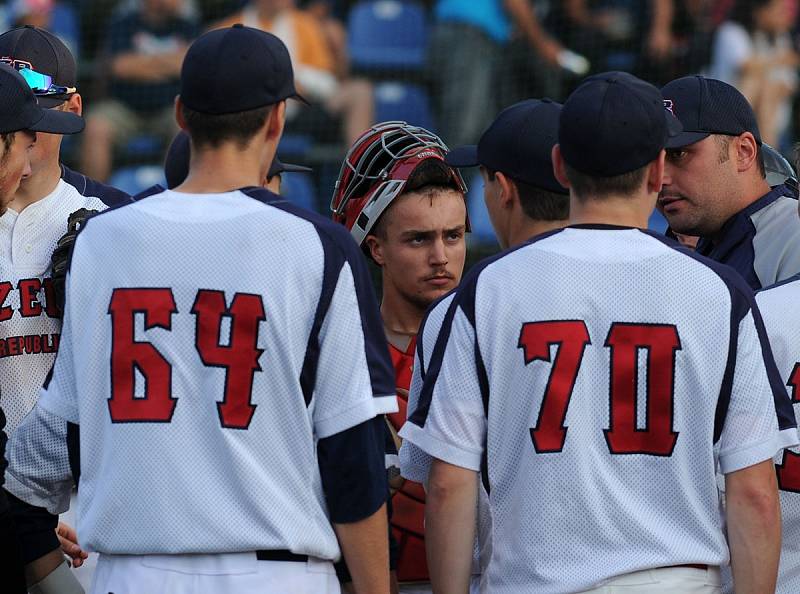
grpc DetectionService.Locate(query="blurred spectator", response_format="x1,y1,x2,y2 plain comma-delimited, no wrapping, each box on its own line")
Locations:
7,0,80,58
429,0,567,148
709,0,799,146
80,0,197,181
214,0,374,145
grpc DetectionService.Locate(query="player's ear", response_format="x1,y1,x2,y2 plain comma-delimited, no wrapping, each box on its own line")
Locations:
551,145,571,189
65,93,82,116
265,101,286,144
647,150,666,194
175,96,187,131
734,132,759,174
495,171,515,209
364,234,385,266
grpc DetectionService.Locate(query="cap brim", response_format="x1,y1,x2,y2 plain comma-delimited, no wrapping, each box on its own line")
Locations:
36,95,69,109
291,91,310,106
280,162,312,173
445,145,479,168
27,108,84,135
665,130,709,149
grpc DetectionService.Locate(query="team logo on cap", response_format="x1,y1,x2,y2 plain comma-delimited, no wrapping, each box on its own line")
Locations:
663,99,675,116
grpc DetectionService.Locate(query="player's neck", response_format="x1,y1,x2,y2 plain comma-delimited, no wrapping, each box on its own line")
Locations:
513,219,568,246
177,147,271,194
569,193,652,229
381,290,423,351
9,158,61,213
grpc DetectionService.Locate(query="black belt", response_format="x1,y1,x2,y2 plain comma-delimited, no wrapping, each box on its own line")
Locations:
256,550,309,563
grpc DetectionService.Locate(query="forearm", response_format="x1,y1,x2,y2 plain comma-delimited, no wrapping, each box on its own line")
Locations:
725,460,781,594
25,548,63,585
504,0,559,52
426,460,477,594
334,503,390,594
110,53,169,81
649,0,673,38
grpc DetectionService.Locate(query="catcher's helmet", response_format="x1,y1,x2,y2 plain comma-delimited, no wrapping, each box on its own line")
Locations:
331,121,468,246
762,143,798,197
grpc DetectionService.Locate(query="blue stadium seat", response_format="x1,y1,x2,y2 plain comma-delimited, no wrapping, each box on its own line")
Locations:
648,209,669,234
374,82,434,131
278,134,314,157
108,165,166,196
281,172,317,212
465,173,498,246
348,0,428,70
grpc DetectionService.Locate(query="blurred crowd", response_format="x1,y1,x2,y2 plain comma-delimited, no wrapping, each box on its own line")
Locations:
1,0,799,205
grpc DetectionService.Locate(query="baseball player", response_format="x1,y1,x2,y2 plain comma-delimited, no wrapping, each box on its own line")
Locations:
659,75,800,290
400,98,570,593
0,62,84,594
755,204,800,592
4,25,395,594
0,25,132,585
401,71,798,593
331,121,468,593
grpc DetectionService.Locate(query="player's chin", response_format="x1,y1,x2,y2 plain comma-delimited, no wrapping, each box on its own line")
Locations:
420,280,457,300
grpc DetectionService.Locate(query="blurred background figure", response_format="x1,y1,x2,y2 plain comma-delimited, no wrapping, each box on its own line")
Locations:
214,0,374,145
709,0,800,146
79,0,197,181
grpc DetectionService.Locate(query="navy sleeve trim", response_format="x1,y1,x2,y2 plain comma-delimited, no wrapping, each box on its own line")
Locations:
243,187,396,402
416,290,457,379
67,422,80,487
60,165,132,206
5,492,59,564
132,184,166,201
317,417,387,523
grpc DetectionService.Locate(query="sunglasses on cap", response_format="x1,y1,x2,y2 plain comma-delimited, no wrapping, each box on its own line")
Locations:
0,57,76,97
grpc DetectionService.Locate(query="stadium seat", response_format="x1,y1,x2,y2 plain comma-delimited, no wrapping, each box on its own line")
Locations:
281,172,317,212
648,209,669,234
348,0,428,71
108,165,166,196
278,134,314,157
374,82,435,131
465,173,498,246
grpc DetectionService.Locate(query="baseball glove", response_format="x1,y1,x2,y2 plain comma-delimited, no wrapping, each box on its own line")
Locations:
50,208,99,315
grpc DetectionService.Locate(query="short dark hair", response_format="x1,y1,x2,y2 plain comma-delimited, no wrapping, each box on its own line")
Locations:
714,134,766,178
0,132,15,163
371,159,463,238
563,162,649,200
180,103,273,149
404,158,462,195
485,169,569,221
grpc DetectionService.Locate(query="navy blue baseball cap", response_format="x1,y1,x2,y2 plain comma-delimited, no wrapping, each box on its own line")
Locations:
180,24,306,116
446,99,567,194
0,25,77,108
661,76,761,148
0,63,83,134
164,130,311,189
559,71,682,177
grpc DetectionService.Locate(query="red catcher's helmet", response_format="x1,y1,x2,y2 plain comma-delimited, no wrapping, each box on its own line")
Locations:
331,121,468,246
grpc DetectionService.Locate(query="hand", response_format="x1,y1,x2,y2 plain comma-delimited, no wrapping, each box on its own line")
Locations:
56,522,88,568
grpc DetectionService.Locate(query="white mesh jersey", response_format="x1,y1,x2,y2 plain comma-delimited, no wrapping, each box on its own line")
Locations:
400,226,798,594
756,276,800,593
8,188,396,557
399,292,492,579
0,176,123,433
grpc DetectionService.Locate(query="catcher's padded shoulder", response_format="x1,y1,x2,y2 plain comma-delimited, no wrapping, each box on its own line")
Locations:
49,208,100,315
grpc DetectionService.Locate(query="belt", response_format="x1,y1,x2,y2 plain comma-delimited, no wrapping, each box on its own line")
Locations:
672,564,709,570
255,550,309,563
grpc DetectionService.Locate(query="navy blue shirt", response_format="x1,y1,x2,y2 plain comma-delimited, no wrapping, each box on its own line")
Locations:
106,11,198,112
696,185,800,290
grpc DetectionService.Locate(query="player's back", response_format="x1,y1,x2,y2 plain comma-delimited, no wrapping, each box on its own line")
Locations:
756,275,800,593
51,188,387,557
445,225,791,592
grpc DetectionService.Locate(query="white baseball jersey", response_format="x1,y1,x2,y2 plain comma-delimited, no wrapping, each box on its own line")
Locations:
756,275,800,593
5,188,397,558
400,225,798,594
399,292,492,580
0,166,129,433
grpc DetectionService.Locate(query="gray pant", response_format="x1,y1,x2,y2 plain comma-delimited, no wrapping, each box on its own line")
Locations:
428,22,499,148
